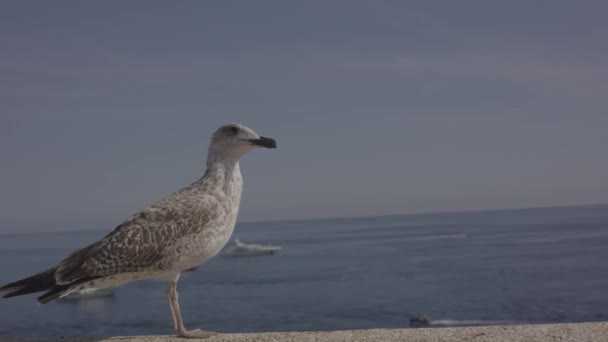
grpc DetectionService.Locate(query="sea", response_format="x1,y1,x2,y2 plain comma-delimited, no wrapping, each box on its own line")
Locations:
1,205,607,337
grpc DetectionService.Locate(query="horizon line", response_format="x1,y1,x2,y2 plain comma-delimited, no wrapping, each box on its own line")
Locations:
1,202,606,236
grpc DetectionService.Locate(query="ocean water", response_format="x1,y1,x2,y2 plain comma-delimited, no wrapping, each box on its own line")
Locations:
1,205,608,337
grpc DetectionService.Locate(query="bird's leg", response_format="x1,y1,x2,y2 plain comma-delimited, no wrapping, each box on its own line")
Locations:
167,274,217,339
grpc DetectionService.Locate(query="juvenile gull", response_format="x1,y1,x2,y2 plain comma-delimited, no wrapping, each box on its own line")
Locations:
0,123,277,338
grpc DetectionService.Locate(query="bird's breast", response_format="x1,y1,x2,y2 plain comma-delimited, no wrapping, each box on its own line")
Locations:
170,165,243,270
173,196,240,270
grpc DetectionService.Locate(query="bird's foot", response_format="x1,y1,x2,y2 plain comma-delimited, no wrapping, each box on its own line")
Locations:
176,328,218,339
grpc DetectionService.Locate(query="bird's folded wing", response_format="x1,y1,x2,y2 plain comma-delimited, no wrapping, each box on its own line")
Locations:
55,200,217,285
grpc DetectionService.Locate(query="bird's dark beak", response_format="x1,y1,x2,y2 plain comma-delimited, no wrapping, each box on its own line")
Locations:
249,136,277,149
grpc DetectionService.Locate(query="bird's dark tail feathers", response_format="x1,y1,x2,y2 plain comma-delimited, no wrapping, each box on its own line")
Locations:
0,268,72,304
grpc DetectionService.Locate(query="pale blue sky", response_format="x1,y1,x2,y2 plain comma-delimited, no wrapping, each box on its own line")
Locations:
1,1,607,232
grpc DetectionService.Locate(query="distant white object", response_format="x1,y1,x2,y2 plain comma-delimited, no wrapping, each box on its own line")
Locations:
224,239,282,257
62,288,114,300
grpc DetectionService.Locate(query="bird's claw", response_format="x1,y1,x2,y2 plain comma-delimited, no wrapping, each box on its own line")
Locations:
176,328,218,339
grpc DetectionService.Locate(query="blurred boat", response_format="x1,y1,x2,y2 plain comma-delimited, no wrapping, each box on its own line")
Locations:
62,288,114,300
409,315,431,327
224,239,281,257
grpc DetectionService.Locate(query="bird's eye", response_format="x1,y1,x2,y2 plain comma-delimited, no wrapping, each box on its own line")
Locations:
229,126,239,135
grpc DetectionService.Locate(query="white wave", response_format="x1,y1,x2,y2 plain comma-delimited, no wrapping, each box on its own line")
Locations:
408,233,469,241
431,319,519,326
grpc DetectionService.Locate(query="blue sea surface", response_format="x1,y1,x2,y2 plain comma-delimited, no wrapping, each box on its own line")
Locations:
1,205,608,337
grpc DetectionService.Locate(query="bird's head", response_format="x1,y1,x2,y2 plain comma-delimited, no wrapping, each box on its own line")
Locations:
209,123,277,160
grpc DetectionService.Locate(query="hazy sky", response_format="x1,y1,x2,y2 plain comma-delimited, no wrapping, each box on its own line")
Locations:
1,1,607,232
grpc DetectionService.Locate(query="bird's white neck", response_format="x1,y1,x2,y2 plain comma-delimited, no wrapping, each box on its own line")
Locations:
199,154,243,201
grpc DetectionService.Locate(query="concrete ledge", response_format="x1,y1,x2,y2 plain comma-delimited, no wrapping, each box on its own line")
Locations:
4,322,608,342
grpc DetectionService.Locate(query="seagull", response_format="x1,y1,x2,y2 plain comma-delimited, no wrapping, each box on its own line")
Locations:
0,123,277,338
